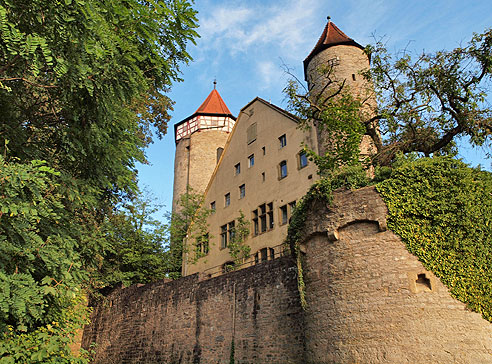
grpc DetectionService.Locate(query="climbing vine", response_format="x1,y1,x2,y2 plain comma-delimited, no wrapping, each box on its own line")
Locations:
287,157,492,322
377,156,492,322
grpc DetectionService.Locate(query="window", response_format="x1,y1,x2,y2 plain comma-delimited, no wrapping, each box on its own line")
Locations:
260,248,268,262
210,201,216,212
247,122,257,144
259,203,267,233
196,233,209,255
280,205,288,225
279,134,287,148
253,202,273,236
267,202,274,229
261,172,265,182
269,247,275,260
299,150,308,169
248,154,255,167
216,147,224,163
262,146,266,155
225,193,230,207
220,221,235,249
252,209,259,236
239,184,245,199
220,224,227,249
279,160,288,179
280,201,296,225
228,221,235,243
235,163,241,175
254,253,259,264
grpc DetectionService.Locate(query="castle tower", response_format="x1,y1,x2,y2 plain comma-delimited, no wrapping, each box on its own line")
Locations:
303,18,377,161
172,86,236,213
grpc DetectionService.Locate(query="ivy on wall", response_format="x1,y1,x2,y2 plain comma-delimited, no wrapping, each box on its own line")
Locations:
376,157,492,322
287,157,492,322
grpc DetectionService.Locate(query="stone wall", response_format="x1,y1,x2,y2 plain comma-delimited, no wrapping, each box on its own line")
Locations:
83,186,492,363
82,257,305,364
301,186,492,363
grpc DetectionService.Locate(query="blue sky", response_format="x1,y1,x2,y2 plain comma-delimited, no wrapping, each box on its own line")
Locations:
137,0,492,215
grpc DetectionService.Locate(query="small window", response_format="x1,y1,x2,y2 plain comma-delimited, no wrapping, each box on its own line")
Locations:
299,150,308,169
220,225,227,249
228,221,235,242
254,253,259,264
279,134,287,148
267,202,274,229
217,147,224,163
289,201,297,214
239,184,245,199
261,172,265,182
260,203,267,233
279,160,287,179
210,201,216,212
352,73,356,81
225,193,230,207
280,205,288,225
196,233,209,255
252,209,259,236
260,248,268,262
262,146,266,155
269,247,275,260
235,163,241,175
247,122,257,144
248,154,255,168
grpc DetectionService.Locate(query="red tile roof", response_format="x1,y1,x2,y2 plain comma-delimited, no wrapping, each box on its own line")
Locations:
304,20,364,79
195,89,232,115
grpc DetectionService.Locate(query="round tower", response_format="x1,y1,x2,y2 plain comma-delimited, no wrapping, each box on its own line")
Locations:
303,18,377,160
172,86,235,213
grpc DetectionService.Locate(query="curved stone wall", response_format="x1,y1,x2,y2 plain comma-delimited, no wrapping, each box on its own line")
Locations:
302,187,492,363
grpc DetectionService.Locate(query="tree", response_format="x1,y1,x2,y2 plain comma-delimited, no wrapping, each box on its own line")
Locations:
0,0,198,361
96,191,169,290
285,28,492,171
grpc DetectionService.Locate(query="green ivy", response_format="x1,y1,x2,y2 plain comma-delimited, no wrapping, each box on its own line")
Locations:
377,156,492,322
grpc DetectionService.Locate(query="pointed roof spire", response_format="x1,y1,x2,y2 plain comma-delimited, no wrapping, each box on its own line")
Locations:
195,87,232,115
303,18,364,76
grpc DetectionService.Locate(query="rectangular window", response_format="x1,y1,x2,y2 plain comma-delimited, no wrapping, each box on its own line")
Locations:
260,203,267,233
269,247,275,260
247,122,257,144
289,201,297,214
260,248,268,262
279,134,287,148
196,233,209,255
235,163,241,175
210,201,216,212
262,146,266,155
267,202,274,229
254,253,259,264
228,221,235,243
280,205,288,225
252,209,259,236
225,193,230,207
239,184,245,199
248,154,255,167
279,160,288,179
261,172,265,182
220,224,227,249
299,150,308,169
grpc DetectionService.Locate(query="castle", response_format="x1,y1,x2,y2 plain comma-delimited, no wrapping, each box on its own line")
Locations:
173,19,373,278
82,19,492,364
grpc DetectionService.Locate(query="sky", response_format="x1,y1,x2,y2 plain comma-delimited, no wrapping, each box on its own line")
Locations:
137,0,492,216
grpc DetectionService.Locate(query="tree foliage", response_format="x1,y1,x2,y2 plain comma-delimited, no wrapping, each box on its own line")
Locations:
0,0,198,361
285,28,492,173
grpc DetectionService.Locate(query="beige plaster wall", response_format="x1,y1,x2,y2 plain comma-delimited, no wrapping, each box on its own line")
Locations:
183,99,319,277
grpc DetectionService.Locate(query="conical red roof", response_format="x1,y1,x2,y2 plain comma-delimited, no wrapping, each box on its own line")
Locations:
304,20,364,78
195,89,232,115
